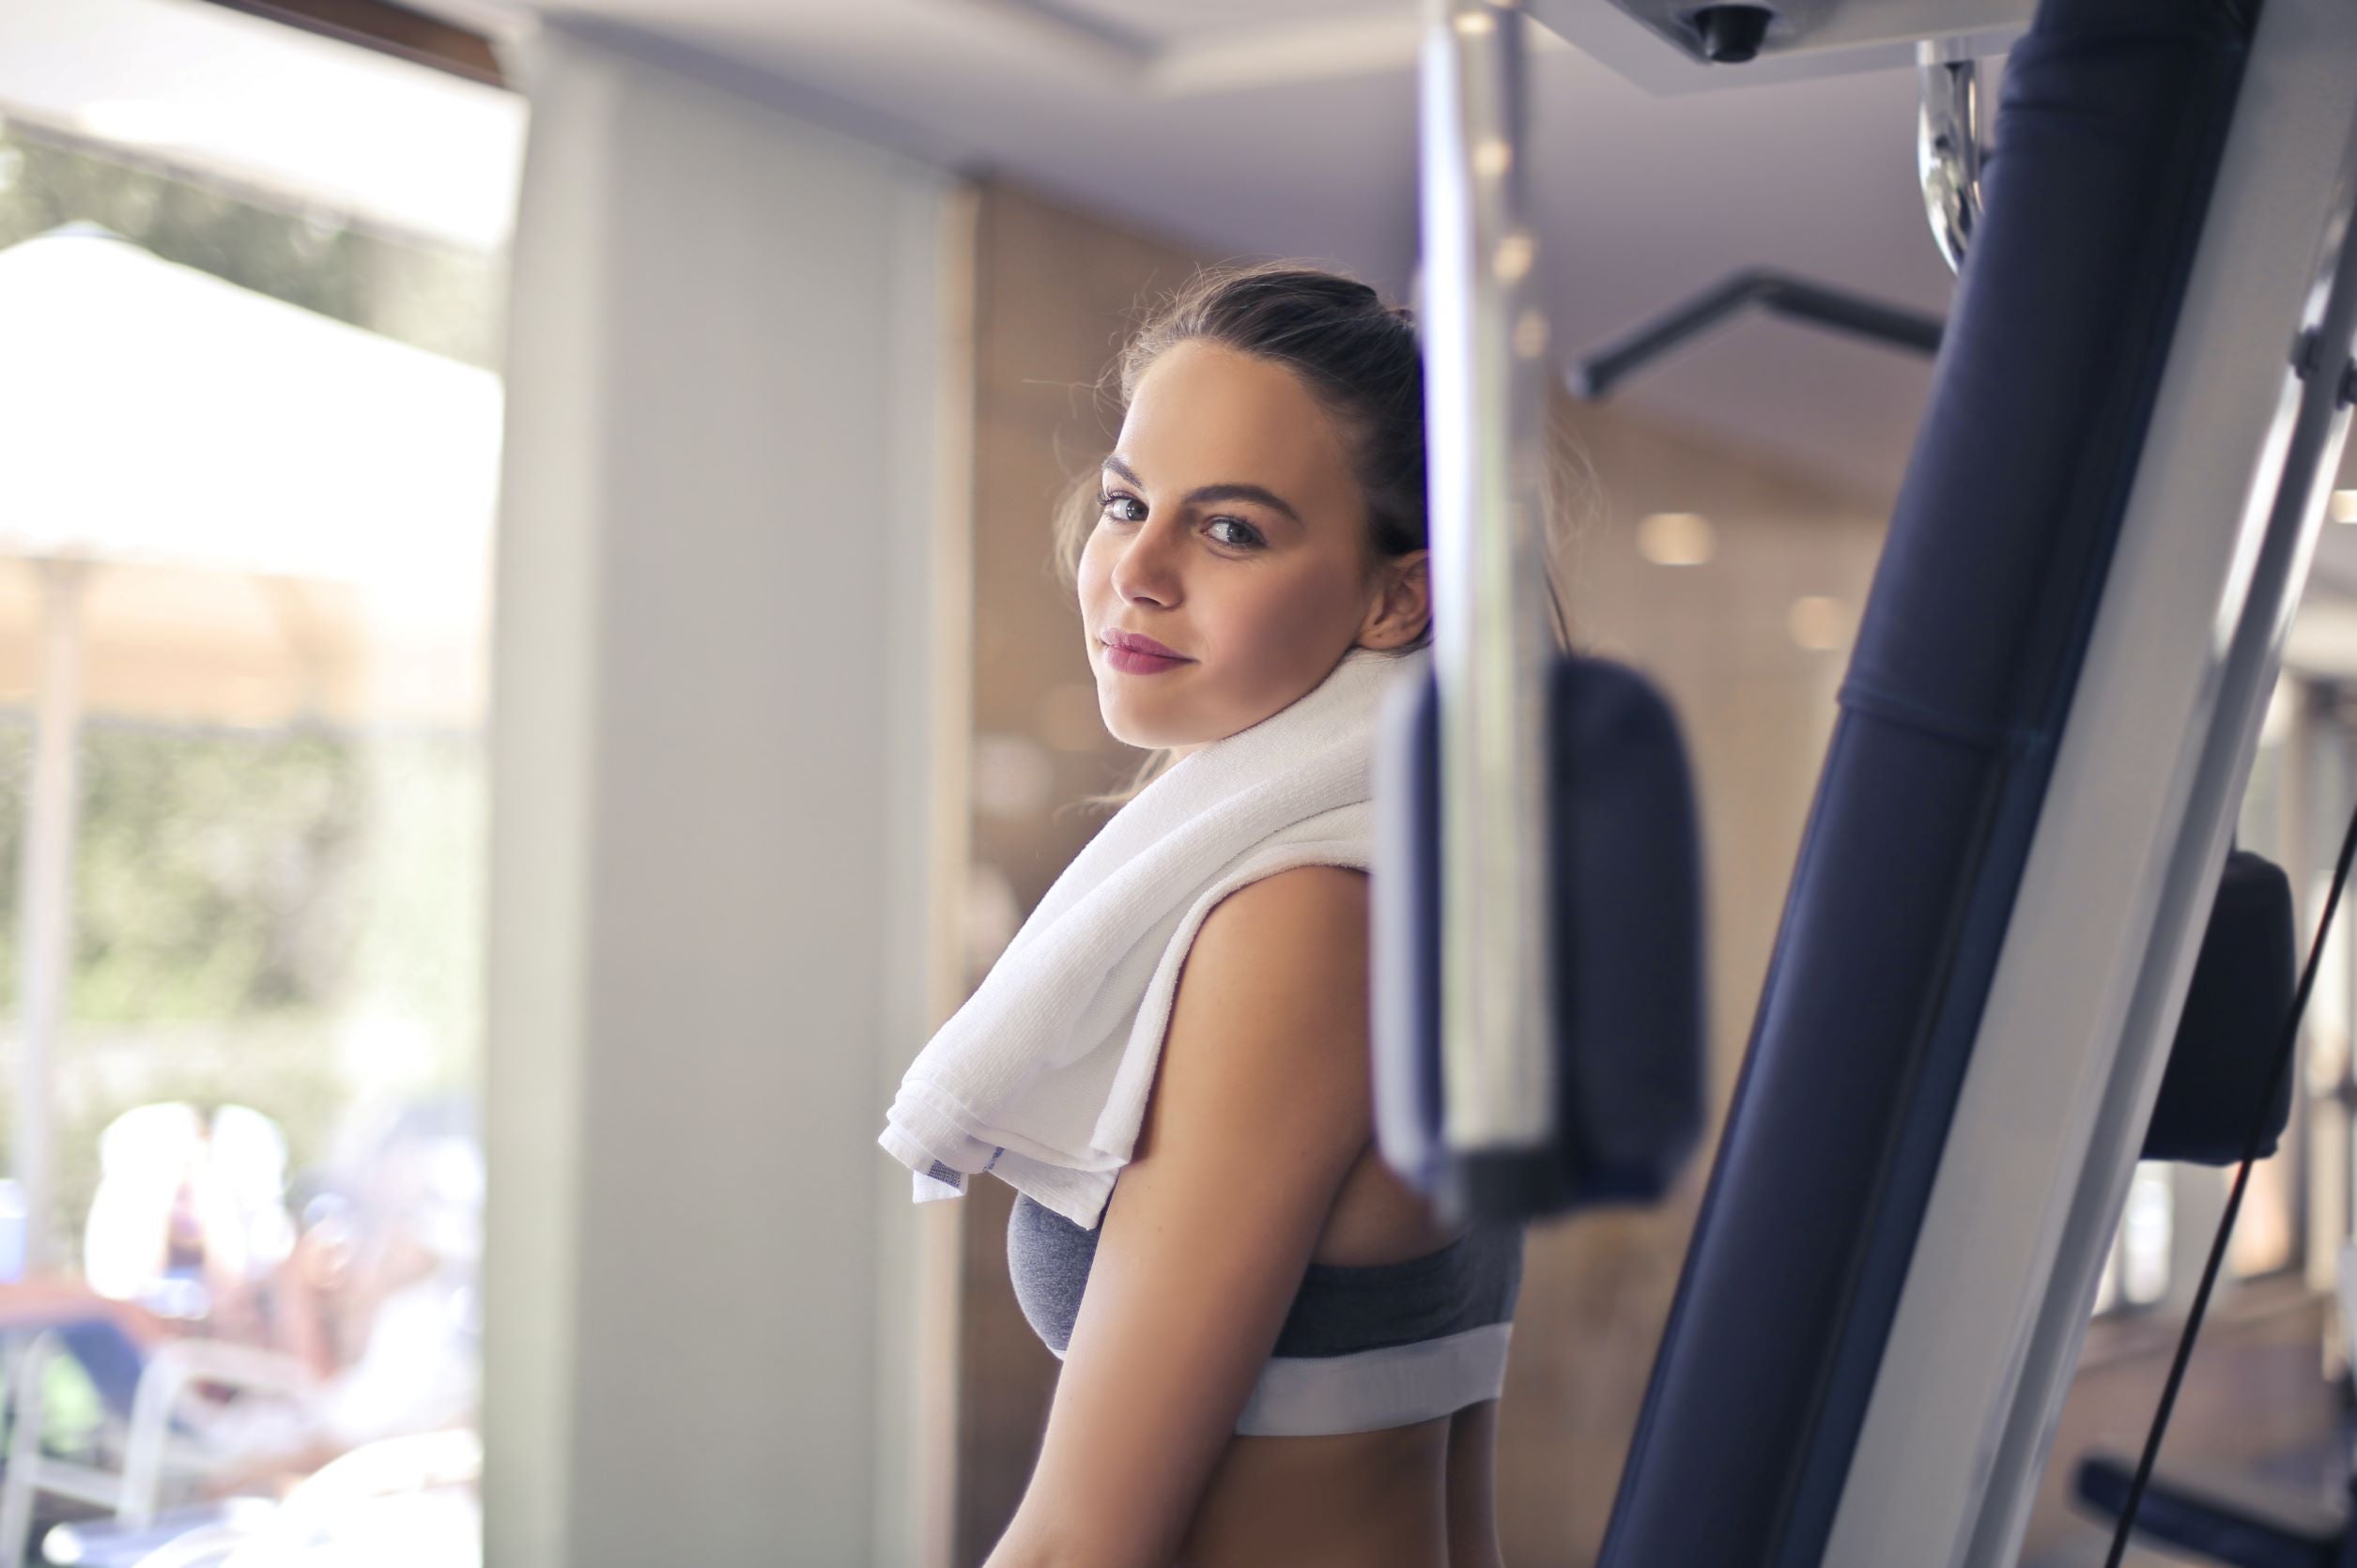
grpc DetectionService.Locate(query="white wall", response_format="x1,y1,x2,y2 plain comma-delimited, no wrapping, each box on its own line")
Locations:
485,22,963,1564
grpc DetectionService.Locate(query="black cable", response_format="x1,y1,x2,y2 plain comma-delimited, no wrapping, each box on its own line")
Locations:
2103,787,2357,1568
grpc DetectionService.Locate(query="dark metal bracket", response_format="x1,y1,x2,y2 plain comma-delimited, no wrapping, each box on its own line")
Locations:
1565,267,1945,400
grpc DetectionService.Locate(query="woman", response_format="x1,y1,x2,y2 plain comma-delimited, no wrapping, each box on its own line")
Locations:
964,262,1572,1568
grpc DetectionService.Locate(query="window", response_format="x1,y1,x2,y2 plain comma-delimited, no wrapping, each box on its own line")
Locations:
0,15,517,1552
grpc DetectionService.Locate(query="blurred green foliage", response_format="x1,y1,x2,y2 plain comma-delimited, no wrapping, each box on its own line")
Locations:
0,721,487,1248
69,724,362,1022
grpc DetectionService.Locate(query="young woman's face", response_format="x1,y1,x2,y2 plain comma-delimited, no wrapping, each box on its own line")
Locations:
1078,338,1426,756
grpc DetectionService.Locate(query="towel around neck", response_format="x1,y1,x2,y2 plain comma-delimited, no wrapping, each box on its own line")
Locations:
876,640,1431,1229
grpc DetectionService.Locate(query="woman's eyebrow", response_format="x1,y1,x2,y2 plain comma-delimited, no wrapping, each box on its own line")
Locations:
1101,453,1302,527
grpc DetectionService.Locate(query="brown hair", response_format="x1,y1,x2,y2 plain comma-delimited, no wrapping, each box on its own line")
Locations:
1053,258,1586,810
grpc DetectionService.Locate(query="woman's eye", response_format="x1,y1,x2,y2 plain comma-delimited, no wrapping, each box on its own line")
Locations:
1097,491,1261,549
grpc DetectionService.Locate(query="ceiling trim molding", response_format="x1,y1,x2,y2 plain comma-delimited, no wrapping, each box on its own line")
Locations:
537,12,981,176
1148,12,1417,98
1146,9,1572,99
932,1,1565,99
937,0,1154,72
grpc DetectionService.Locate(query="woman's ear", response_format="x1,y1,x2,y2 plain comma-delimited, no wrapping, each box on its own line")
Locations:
1361,549,1430,649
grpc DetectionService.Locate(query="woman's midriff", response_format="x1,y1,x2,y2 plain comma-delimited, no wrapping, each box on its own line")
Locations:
1173,1416,1453,1568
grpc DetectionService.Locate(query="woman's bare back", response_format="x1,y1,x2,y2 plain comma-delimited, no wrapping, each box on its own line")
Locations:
1171,1135,1503,1568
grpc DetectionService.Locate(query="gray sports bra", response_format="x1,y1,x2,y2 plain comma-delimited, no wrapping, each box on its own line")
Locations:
1008,1180,1524,1437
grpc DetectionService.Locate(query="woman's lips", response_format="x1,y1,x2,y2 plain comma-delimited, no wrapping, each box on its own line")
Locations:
1102,641,1191,674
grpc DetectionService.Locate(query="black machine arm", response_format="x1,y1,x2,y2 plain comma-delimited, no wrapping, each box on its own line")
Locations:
1566,267,1944,399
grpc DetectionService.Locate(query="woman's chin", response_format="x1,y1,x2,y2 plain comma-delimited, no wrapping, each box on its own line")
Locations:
1102,714,1189,753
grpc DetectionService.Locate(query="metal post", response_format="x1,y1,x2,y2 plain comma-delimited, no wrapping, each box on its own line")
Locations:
1417,0,1559,1206
1887,5,2357,1555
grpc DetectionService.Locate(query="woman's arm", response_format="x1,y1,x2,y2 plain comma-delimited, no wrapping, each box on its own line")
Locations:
985,864,1378,1568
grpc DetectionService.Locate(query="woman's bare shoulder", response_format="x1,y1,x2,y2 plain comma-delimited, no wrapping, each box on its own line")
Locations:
1137,861,1372,1150
1199,863,1369,953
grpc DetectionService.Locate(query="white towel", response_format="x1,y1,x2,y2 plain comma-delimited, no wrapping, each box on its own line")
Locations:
877,641,1429,1231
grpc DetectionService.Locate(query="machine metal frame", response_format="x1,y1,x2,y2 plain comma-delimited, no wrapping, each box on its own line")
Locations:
1845,5,2357,1557
1417,1,2357,1562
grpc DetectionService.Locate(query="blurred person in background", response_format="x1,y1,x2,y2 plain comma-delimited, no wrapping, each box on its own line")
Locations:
0,1096,481,1497
190,1096,484,1497
2,1101,306,1390
82,1102,299,1331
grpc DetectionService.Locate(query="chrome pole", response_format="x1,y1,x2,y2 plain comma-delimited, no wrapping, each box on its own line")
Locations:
1418,0,1558,1196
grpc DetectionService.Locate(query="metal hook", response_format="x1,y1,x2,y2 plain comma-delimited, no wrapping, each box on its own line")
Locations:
1918,38,1984,274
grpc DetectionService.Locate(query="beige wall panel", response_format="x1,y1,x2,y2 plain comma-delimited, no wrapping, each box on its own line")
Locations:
955,179,1214,1567
1498,397,1887,1563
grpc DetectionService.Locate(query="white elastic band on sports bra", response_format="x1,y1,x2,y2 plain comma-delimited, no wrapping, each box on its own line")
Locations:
1229,1321,1513,1437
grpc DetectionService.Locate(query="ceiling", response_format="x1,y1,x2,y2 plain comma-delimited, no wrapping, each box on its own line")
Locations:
456,0,1968,502
408,0,2357,532
443,0,2357,594
11,0,2357,597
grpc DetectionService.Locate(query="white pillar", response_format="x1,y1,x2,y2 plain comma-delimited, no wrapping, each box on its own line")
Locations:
485,24,965,1565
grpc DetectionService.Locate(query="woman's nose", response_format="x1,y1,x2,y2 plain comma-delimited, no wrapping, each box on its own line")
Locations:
1109,516,1182,604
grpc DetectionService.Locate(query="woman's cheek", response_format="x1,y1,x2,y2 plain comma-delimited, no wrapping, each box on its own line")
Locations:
1076,536,1111,606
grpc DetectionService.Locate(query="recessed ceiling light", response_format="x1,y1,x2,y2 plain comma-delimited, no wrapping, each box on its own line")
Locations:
1492,231,1534,283
1789,595,1848,652
1636,512,1715,566
1512,307,1549,359
972,733,1055,818
2330,489,2357,524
